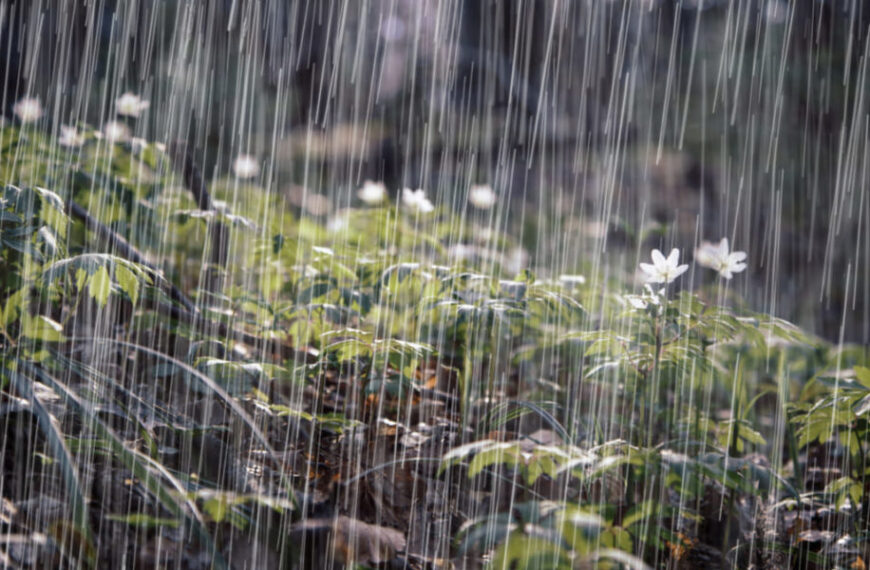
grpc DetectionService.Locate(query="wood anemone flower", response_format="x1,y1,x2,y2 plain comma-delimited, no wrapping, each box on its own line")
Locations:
115,92,150,117
639,248,689,284
13,97,43,123
695,238,747,280
402,188,434,214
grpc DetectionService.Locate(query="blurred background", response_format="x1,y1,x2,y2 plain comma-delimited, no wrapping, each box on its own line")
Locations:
2,0,868,343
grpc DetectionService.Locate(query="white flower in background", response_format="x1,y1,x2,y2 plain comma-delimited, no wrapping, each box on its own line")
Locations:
402,188,434,214
13,97,43,123
559,274,586,289
695,238,747,280
468,184,497,209
102,121,130,143
154,142,167,153
58,125,85,147
639,248,689,284
357,180,387,204
327,215,348,233
115,92,149,117
625,284,665,310
233,154,259,179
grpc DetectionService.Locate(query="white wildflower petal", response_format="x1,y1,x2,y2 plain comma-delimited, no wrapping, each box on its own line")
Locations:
694,243,719,269
233,154,259,179
696,237,748,279
638,263,656,275
559,274,586,287
102,121,131,143
58,126,85,147
417,197,435,213
115,93,150,117
327,216,348,233
357,180,387,205
402,188,434,214
640,248,687,284
13,97,43,123
468,184,497,209
402,188,421,206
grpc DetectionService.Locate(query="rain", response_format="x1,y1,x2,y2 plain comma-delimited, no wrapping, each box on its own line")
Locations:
0,0,868,568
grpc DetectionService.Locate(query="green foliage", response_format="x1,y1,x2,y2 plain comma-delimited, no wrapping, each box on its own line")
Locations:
0,122,866,568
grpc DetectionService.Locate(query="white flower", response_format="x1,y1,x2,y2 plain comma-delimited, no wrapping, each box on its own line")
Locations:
402,188,434,214
357,180,387,204
233,154,259,179
559,274,586,289
625,284,665,310
102,121,130,143
468,184,496,209
13,97,43,123
327,215,348,233
695,238,747,280
115,92,149,117
58,125,85,147
639,248,689,284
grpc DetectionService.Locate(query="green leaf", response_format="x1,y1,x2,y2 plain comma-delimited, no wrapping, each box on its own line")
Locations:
620,500,657,528
738,422,766,446
105,514,180,529
2,288,27,327
492,532,567,569
204,497,231,523
75,268,88,291
468,442,522,478
114,264,139,305
854,366,870,390
88,265,111,308
441,440,497,474
21,314,65,342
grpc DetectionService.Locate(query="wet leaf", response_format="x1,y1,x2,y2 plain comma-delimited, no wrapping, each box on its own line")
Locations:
87,265,111,308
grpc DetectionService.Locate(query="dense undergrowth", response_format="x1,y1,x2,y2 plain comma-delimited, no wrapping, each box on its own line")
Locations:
1,122,869,568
